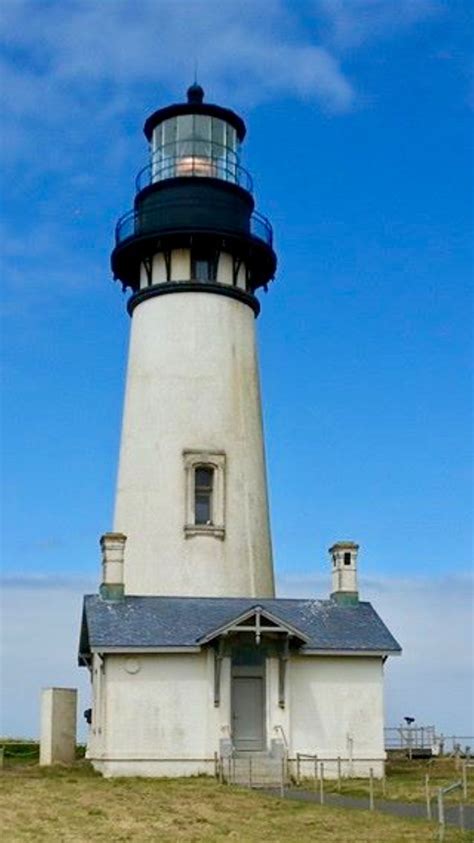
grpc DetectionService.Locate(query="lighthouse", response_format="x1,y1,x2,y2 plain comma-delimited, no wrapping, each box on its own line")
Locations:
79,87,400,779
111,83,275,598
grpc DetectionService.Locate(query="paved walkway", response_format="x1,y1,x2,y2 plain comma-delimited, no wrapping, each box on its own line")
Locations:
264,787,474,830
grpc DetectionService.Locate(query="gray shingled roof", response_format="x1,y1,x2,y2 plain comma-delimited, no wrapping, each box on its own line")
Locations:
79,595,401,660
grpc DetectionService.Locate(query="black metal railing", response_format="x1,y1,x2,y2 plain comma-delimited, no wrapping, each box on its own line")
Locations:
114,206,273,248
136,142,253,193
250,211,273,246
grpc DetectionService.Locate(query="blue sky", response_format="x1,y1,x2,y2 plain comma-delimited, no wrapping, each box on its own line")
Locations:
1,0,472,737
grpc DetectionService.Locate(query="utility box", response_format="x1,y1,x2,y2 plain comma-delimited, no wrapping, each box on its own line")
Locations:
40,687,77,765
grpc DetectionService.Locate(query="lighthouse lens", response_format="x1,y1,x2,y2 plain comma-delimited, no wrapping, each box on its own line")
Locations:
150,115,242,187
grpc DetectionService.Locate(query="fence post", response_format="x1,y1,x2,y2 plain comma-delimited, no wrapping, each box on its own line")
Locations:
337,756,341,792
313,755,318,791
382,769,386,798
249,757,252,788
232,755,236,784
0,747,4,769
280,758,285,798
369,767,374,811
454,744,461,771
319,762,324,804
459,801,465,832
296,753,301,786
425,774,431,820
227,756,231,784
348,737,354,776
462,760,467,798
437,788,445,841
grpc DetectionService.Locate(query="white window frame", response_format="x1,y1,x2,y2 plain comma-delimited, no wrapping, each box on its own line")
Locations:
183,450,226,539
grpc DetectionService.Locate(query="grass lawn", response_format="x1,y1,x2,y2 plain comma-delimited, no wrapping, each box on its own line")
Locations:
0,760,471,843
299,756,474,804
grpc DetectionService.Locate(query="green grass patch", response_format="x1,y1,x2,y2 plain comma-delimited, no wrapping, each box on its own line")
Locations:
0,759,471,842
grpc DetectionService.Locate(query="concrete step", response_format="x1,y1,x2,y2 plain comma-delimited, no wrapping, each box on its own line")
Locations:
223,755,288,787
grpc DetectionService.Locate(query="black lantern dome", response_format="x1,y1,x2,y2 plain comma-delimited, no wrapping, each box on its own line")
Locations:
111,87,276,316
186,83,204,104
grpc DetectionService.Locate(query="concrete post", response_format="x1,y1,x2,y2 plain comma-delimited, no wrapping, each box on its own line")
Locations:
437,788,445,838
40,688,77,765
425,774,432,820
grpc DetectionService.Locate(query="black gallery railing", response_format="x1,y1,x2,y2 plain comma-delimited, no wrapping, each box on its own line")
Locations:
115,206,273,248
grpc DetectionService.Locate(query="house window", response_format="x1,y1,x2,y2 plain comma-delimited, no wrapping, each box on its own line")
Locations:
194,466,214,525
183,450,226,539
344,552,351,565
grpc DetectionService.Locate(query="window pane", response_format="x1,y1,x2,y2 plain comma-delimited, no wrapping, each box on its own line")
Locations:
178,114,194,140
163,118,177,148
212,118,225,152
195,467,213,489
193,253,217,281
344,552,351,565
195,493,211,524
226,124,236,151
194,114,211,141
193,260,208,281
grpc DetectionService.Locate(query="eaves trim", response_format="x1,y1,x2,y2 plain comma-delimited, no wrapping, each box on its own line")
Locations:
91,646,202,654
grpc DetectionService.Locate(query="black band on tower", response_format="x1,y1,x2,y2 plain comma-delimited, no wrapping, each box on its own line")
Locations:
127,282,261,317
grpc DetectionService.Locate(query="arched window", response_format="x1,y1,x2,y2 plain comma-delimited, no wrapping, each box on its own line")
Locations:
194,466,214,525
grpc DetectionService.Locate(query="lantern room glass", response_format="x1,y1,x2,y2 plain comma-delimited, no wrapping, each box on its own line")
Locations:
151,115,239,184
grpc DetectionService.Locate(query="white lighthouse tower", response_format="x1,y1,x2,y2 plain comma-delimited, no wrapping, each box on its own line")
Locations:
79,86,401,780
111,84,276,598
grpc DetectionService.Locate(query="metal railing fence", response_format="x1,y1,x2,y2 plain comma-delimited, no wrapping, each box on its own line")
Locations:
385,726,474,757
114,205,273,248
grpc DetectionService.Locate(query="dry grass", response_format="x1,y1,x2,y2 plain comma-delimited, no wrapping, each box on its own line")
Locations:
0,760,471,843
299,756,474,804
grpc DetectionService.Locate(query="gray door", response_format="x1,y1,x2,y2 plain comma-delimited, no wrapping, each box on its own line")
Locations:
232,676,265,751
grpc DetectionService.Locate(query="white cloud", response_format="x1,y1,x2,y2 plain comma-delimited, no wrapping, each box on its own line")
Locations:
315,0,440,50
1,572,472,741
0,1,354,121
1,0,439,171
0,0,445,172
